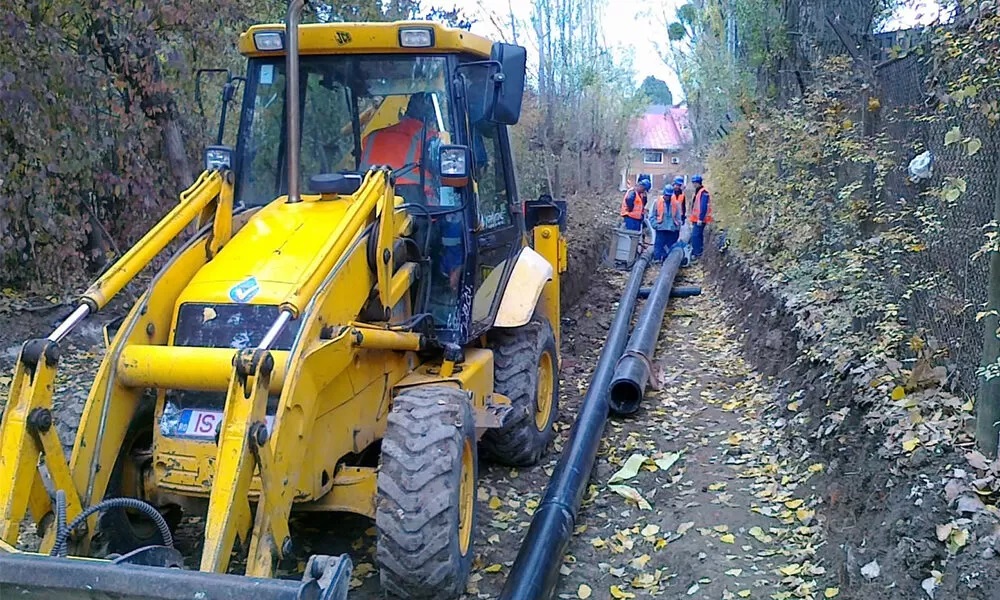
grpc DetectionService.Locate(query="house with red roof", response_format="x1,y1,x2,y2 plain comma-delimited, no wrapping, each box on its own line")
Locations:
619,104,698,191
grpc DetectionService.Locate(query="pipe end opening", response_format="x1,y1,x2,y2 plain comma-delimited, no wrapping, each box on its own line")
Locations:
609,380,642,416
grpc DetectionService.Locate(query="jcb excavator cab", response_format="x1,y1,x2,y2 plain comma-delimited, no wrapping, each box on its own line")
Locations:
211,23,530,345
0,7,566,600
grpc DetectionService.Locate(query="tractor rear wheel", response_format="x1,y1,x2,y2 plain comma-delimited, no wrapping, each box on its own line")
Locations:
481,318,559,466
376,386,478,599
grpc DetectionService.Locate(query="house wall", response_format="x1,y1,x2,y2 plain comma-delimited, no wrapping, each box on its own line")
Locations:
619,147,702,191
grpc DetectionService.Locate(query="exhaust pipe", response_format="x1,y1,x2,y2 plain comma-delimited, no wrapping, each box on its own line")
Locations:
285,0,306,203
608,244,686,416
499,249,652,600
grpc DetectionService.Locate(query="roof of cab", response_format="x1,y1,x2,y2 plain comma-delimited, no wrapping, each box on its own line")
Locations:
238,21,494,58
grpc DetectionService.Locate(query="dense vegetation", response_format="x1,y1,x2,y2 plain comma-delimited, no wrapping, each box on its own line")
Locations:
670,0,1000,451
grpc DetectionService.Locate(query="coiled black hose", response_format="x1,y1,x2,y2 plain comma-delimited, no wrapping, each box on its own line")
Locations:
53,489,67,557
50,496,173,557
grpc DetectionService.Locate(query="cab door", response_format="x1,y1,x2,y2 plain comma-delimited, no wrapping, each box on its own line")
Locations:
468,119,520,337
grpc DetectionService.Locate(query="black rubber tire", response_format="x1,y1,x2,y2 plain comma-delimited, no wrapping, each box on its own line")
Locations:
481,318,559,467
94,397,180,556
376,386,478,600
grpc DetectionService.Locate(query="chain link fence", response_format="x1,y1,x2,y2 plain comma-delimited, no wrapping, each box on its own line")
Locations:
868,35,999,395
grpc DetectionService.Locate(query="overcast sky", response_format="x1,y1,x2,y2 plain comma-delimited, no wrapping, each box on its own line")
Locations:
447,0,687,101
442,0,948,105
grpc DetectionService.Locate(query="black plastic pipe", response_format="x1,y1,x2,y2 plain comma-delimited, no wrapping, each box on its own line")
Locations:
499,249,652,600
637,285,701,299
608,245,685,416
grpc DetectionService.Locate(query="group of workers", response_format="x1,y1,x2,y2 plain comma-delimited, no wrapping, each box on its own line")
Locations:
620,174,712,262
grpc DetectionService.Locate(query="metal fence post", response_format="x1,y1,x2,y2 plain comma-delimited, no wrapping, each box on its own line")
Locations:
976,150,1000,457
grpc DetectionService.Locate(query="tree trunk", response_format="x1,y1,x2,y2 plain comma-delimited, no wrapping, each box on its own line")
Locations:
89,7,194,194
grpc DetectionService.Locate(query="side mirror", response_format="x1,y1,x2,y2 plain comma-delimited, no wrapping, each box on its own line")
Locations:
438,144,470,188
205,145,233,172
488,42,527,125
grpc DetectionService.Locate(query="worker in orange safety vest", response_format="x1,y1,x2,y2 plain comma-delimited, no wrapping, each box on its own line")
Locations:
360,92,439,205
620,179,648,231
361,93,464,323
651,177,687,261
688,174,712,257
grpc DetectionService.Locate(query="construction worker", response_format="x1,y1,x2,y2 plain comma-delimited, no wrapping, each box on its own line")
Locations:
688,174,712,258
620,179,648,232
360,92,439,204
651,177,687,261
361,93,464,323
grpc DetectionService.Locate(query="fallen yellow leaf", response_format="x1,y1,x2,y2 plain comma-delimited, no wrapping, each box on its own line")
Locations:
610,585,635,599
488,496,502,510
808,463,824,473
891,386,906,401
641,524,660,537
630,554,651,569
484,563,503,573
902,438,921,452
578,584,593,599
784,499,804,509
778,563,803,576
737,591,752,598
720,533,736,544
824,587,840,598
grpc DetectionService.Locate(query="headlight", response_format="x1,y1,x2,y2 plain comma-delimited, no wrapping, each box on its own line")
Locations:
205,145,233,171
253,31,284,51
399,28,434,48
440,147,467,177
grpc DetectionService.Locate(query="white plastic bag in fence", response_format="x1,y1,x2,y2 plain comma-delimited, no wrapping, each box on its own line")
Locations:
679,221,693,243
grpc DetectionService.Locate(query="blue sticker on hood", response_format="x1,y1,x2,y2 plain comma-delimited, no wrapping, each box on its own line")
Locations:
229,276,260,303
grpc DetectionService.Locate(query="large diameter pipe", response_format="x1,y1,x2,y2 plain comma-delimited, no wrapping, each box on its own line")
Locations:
637,285,701,299
608,244,686,416
499,249,652,600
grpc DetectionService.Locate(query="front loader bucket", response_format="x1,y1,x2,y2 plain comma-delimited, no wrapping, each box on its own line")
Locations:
0,550,352,600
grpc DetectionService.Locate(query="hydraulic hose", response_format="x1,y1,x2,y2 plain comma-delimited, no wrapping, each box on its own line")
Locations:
51,497,173,557
608,244,686,416
500,249,652,600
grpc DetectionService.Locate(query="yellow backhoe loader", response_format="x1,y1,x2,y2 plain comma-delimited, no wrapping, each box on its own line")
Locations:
0,3,568,598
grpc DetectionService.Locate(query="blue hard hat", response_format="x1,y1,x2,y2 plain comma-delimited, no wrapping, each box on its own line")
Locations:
636,179,649,190
692,174,703,183
663,186,671,194
673,177,684,186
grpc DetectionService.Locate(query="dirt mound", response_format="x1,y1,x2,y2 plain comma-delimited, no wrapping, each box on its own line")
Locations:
559,192,616,310
706,233,1000,599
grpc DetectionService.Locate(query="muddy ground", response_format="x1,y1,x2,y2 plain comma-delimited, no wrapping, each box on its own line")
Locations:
1,193,994,599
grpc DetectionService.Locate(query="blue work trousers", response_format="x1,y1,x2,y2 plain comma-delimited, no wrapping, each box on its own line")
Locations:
653,229,679,261
691,223,707,256
623,216,643,231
